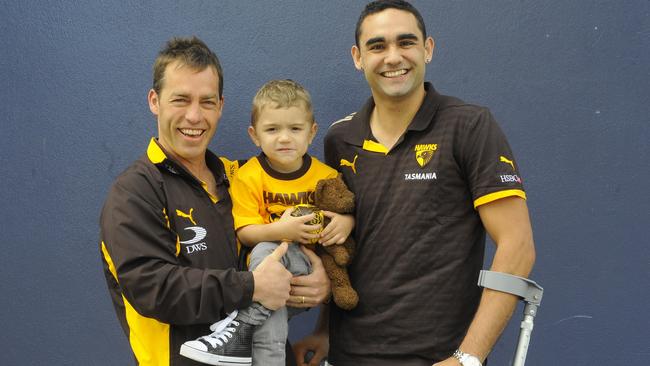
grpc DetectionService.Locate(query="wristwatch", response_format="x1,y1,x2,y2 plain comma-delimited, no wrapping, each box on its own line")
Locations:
452,349,482,366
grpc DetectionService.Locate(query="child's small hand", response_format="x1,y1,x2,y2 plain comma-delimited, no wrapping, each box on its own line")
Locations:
319,211,354,246
277,207,322,244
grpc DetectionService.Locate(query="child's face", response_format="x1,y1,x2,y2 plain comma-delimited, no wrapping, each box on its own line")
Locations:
248,105,317,173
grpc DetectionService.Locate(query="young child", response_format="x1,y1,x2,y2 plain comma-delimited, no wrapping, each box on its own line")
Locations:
180,79,354,366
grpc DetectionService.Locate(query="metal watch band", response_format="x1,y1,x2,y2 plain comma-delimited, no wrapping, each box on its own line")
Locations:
452,349,482,366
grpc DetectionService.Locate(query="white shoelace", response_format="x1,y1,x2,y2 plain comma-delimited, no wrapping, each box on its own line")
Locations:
201,310,239,348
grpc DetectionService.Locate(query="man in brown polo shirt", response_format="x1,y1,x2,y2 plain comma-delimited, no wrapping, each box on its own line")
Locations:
294,1,535,365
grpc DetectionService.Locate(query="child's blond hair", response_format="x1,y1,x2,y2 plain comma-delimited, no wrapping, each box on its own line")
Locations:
251,79,314,126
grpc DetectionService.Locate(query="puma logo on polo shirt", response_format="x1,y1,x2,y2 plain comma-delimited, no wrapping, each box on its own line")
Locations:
176,208,197,225
340,155,358,174
500,155,515,170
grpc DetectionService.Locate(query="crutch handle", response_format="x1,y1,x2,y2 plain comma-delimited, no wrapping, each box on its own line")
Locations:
477,270,543,305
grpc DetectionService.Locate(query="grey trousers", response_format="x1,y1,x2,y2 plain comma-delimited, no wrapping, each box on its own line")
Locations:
236,242,312,366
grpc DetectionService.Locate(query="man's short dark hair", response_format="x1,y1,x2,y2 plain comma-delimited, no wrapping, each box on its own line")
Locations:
355,0,427,47
152,36,224,98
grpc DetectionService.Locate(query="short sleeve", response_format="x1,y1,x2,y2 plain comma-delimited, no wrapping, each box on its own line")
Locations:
457,108,526,208
231,171,265,230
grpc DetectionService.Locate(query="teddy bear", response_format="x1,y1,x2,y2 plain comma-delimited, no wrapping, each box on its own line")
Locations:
292,175,358,310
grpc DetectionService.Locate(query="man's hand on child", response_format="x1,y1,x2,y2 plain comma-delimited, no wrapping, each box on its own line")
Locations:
288,246,331,308
319,212,354,246
251,242,292,310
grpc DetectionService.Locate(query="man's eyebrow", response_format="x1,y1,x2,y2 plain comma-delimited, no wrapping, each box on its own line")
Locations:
365,36,386,47
397,33,419,41
169,92,189,98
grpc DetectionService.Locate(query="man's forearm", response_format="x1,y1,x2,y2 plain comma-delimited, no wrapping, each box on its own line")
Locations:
457,288,519,362
457,236,535,362
453,197,536,362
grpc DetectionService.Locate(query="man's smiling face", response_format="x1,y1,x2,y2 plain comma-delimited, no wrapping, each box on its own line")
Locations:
148,61,223,168
352,8,434,102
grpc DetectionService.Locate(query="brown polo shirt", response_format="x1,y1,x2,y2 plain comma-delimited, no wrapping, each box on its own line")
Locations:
324,83,526,365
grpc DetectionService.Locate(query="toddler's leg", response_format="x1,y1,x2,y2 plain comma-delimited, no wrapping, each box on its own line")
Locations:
283,243,312,277
284,244,312,318
252,305,288,366
241,242,290,365
244,242,313,365
236,242,278,326
180,242,288,366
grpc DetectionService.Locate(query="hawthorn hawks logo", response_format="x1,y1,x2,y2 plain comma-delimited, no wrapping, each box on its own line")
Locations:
415,143,438,168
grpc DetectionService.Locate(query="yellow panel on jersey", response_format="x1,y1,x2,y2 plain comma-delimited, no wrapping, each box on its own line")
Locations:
101,241,118,280
162,208,171,229
231,155,338,230
146,138,167,164
474,189,527,209
102,241,171,366
125,298,170,366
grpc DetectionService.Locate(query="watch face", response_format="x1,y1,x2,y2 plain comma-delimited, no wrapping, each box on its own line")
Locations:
453,350,482,366
463,356,482,366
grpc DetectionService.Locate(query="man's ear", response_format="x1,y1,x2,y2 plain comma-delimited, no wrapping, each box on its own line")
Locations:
351,45,363,70
425,37,435,62
247,125,260,147
217,96,225,113
148,89,159,116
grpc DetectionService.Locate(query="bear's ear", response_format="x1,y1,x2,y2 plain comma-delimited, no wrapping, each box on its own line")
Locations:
334,174,348,190
315,178,332,205
315,175,355,213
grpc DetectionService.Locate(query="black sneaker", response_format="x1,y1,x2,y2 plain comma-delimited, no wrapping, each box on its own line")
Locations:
180,311,253,366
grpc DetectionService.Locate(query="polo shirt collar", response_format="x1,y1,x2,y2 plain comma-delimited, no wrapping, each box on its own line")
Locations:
343,82,443,147
146,137,226,185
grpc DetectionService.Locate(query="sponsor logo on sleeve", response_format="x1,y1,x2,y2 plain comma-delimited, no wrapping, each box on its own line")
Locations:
499,174,522,183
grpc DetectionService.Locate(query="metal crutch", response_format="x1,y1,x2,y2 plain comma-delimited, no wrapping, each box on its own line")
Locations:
477,270,544,366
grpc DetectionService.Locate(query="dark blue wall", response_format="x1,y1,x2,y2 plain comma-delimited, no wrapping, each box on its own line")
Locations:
1,1,648,365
